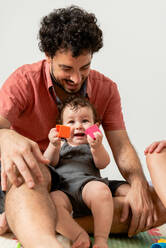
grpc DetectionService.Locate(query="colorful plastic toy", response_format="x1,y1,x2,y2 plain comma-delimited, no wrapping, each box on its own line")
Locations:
158,240,166,243
151,239,166,248
85,124,101,139
16,242,21,248
56,125,70,138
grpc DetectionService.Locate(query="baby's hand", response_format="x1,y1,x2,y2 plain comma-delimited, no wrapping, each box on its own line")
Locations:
87,131,103,149
48,128,61,148
144,140,166,154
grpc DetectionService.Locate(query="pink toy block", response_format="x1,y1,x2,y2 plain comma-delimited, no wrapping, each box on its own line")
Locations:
56,125,70,138
85,124,101,139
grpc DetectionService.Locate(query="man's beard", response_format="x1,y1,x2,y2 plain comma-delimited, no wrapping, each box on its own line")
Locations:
54,77,87,94
51,62,87,93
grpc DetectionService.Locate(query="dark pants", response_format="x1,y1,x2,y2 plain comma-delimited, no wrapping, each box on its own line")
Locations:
0,163,127,214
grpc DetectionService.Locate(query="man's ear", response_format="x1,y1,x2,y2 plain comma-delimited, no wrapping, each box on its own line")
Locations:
45,53,51,63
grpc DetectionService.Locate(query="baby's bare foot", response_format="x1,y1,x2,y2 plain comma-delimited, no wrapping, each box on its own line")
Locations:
0,212,10,235
93,236,108,248
72,231,90,248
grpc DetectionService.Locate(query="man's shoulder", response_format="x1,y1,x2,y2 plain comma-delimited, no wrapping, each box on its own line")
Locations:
14,60,46,76
2,60,47,91
89,69,115,85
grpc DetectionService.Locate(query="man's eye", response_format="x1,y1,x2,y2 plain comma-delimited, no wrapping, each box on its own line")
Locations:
62,68,71,72
81,66,89,71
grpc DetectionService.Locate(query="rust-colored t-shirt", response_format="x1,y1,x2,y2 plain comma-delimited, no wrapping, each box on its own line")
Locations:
0,60,125,152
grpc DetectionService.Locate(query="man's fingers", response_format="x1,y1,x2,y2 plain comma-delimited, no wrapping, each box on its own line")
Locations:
1,164,7,191
135,213,147,235
3,159,20,188
24,151,43,185
145,214,153,230
12,156,35,188
128,215,139,237
31,143,50,165
145,207,157,231
0,212,7,227
153,208,158,223
120,202,130,222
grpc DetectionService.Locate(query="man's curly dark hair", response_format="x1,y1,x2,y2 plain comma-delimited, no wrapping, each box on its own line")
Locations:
38,6,103,57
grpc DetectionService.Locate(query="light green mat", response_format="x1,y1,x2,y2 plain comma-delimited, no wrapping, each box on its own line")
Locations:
90,225,166,248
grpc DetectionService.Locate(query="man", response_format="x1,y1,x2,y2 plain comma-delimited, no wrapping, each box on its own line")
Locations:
0,5,165,248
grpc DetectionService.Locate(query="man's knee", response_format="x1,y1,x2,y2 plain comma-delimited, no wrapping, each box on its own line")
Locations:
6,164,51,195
39,164,52,189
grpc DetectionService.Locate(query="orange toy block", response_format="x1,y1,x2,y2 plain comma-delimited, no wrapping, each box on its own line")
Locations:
56,125,71,138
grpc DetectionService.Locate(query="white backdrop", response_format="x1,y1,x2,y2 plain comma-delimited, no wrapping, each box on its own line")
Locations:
0,0,166,181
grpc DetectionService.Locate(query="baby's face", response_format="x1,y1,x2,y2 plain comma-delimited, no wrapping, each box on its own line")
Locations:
62,106,94,146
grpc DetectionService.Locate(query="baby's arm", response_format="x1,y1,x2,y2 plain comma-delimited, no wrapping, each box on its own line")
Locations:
43,128,61,166
87,132,110,169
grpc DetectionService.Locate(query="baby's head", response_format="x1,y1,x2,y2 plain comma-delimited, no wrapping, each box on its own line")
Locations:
59,96,100,146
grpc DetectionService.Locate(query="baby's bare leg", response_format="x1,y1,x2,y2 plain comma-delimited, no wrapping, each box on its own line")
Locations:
51,190,90,248
146,148,166,208
82,181,113,248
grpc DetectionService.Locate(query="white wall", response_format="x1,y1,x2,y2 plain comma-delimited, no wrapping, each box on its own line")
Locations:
1,0,166,181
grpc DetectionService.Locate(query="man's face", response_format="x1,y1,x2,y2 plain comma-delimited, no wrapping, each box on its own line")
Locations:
48,49,92,93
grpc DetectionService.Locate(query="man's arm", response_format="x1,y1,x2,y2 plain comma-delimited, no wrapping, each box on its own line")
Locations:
0,115,49,191
105,129,157,237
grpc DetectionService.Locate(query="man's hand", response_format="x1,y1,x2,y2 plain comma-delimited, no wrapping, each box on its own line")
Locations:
120,182,157,237
0,129,49,191
0,212,9,235
144,140,166,154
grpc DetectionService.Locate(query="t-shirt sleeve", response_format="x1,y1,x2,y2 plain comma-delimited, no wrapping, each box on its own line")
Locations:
0,69,30,124
102,82,126,131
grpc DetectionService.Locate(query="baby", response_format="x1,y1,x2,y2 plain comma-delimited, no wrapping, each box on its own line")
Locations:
44,96,113,248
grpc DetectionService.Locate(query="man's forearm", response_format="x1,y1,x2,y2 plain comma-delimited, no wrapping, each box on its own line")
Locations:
114,143,147,185
105,130,148,185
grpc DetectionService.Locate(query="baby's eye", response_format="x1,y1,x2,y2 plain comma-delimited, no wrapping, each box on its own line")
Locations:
82,119,89,123
68,120,74,124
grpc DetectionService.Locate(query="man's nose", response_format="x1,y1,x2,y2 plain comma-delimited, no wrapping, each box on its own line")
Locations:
70,71,82,84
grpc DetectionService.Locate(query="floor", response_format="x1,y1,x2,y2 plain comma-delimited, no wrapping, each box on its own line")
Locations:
0,224,166,248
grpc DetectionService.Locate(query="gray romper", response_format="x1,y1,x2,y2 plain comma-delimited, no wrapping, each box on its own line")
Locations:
54,141,109,217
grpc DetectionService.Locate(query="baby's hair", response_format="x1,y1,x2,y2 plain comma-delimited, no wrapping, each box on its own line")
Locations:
58,96,101,124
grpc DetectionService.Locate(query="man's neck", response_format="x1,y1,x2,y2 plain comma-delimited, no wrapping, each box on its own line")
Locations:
53,83,73,103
